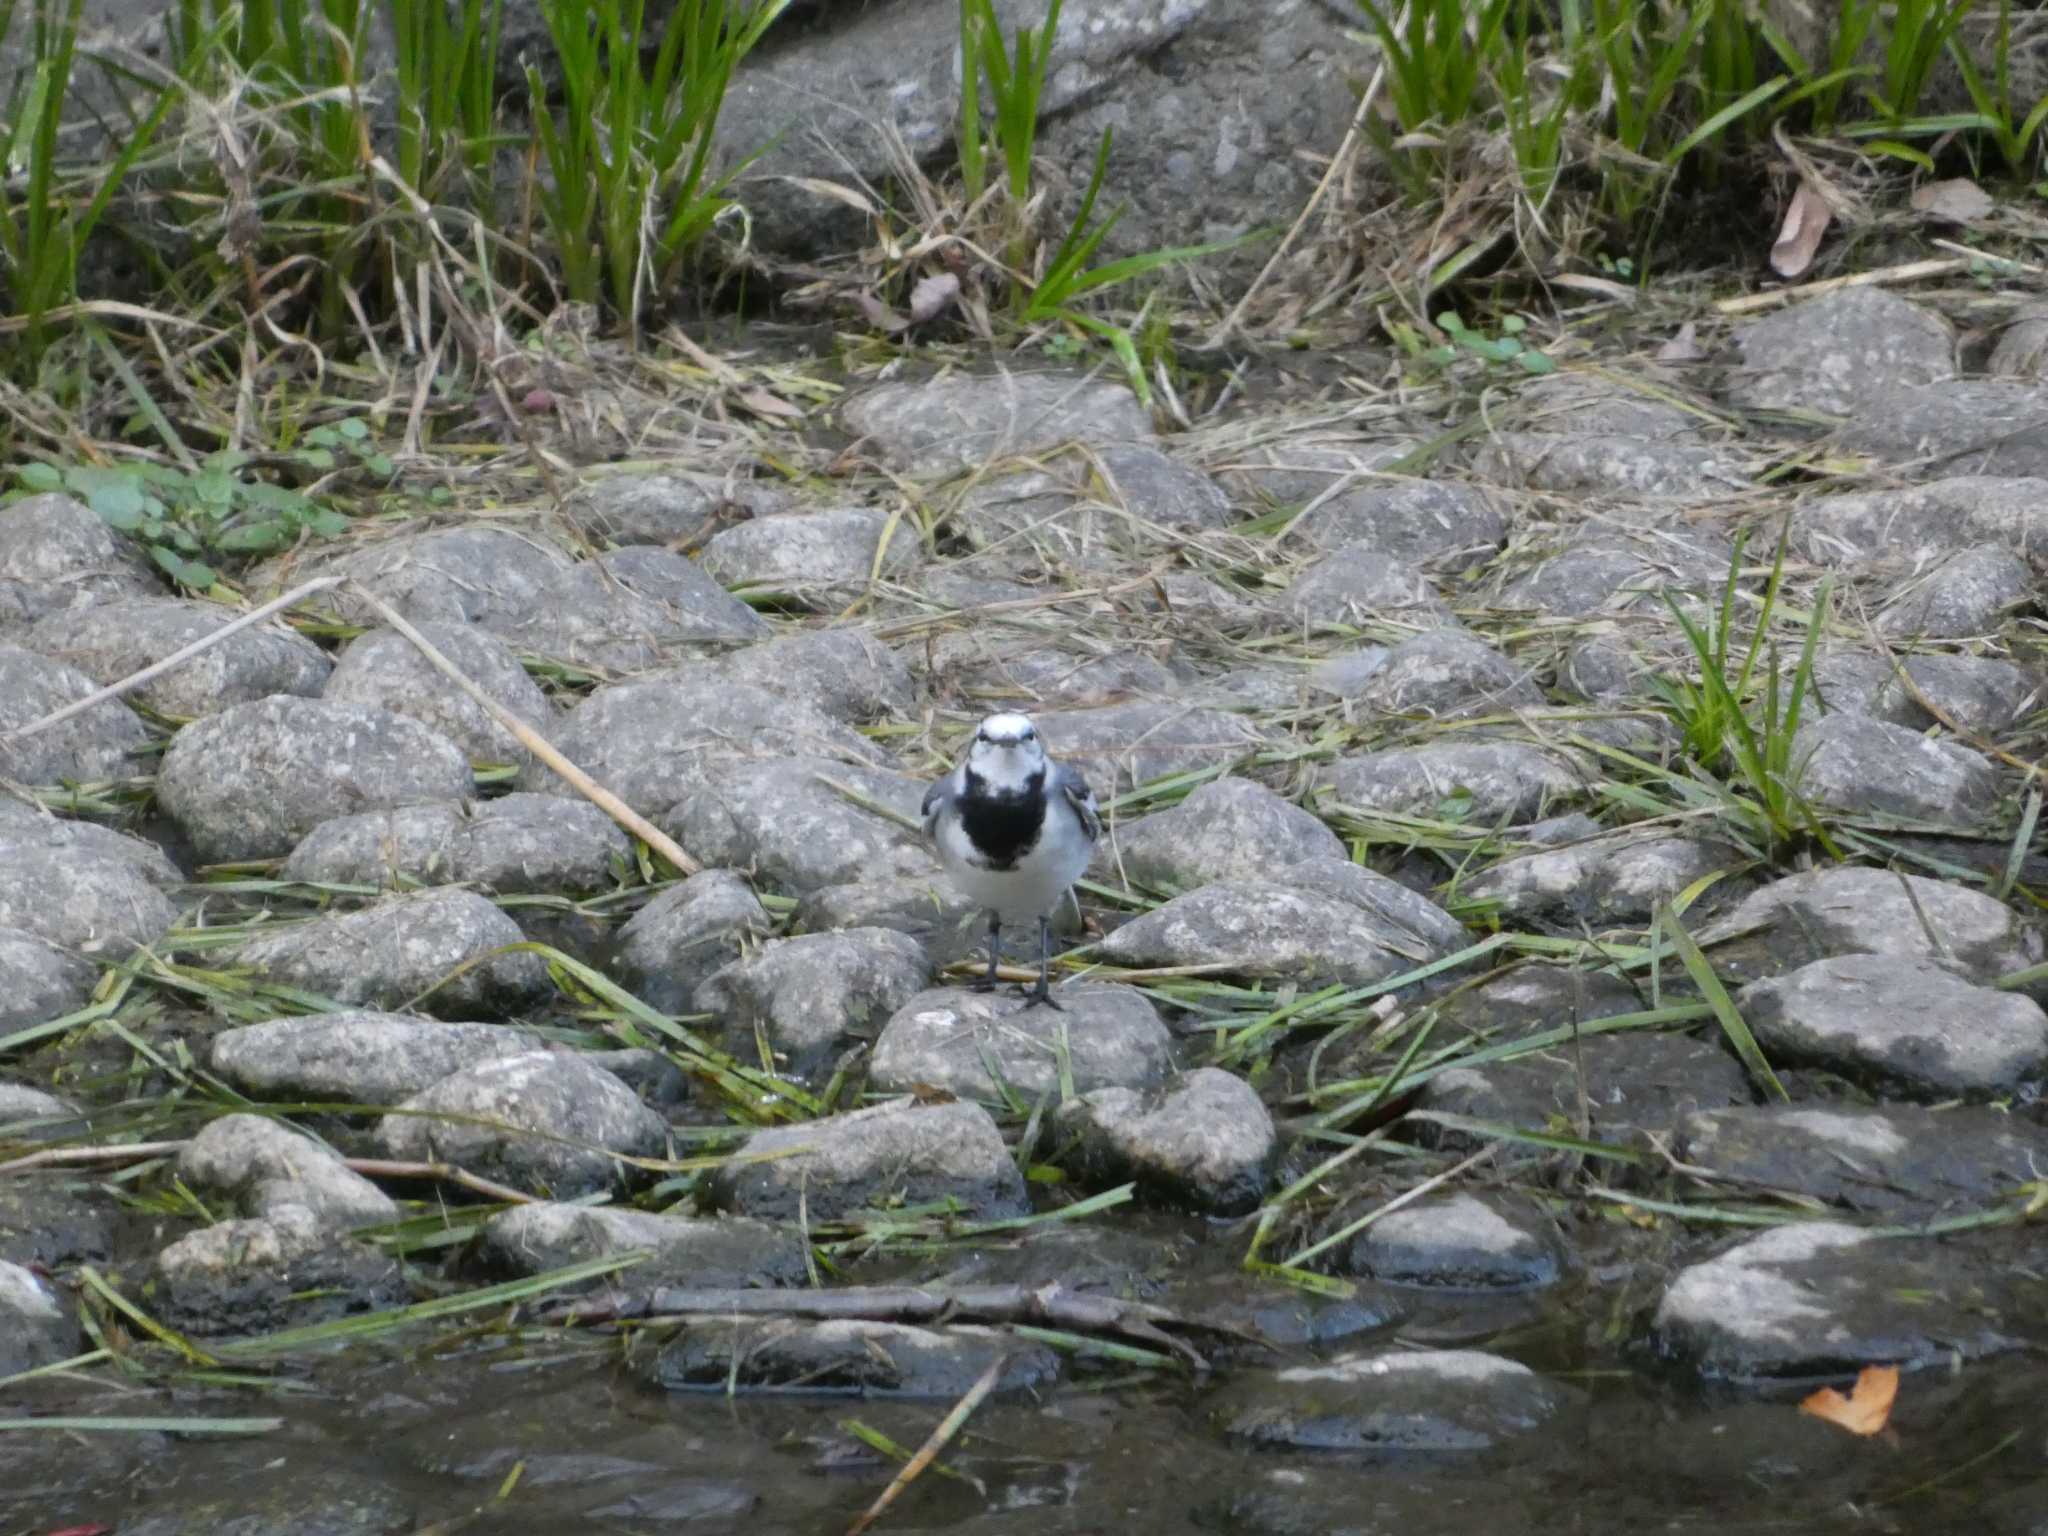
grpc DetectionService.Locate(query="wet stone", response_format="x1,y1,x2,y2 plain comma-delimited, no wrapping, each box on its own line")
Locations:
377,1050,668,1199
114,1467,415,1536
506,545,769,671
1789,475,2048,568
0,834,177,958
1344,1193,1564,1292
1418,1032,1754,1161
230,889,548,1019
1103,777,1344,891
1429,964,1647,1043
1097,863,1466,990
1057,1067,1275,1215
697,506,920,608
281,794,631,894
0,1259,78,1375
209,1011,546,1107
26,597,330,719
1696,865,2042,993
708,1096,1027,1223
273,523,574,632
1280,480,1508,570
1793,714,2001,822
0,1080,84,1139
1651,1221,2026,1380
1725,288,1955,417
0,492,160,633
0,645,151,786
150,1206,406,1337
322,621,555,766
1215,1348,1566,1452
870,983,1173,1100
1470,433,1752,499
0,1181,113,1271
1462,830,1743,927
1282,546,1458,630
1877,544,2033,638
694,927,930,1078
1738,953,2048,1101
1032,700,1267,794
1678,1103,2048,1220
1320,740,1583,826
662,756,930,896
156,695,473,863
609,869,772,1014
561,468,793,545
1835,380,2048,479
1355,629,1543,720
640,1317,1060,1397
516,678,877,820
839,371,1154,475
472,1203,805,1291
176,1113,397,1230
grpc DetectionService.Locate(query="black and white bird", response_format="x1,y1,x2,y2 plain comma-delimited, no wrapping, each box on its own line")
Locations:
922,711,1102,1009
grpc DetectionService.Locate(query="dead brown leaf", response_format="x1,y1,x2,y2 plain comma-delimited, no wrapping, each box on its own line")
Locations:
909,272,961,323
1911,178,1994,225
1656,321,1703,363
1799,1364,1899,1436
1770,180,1834,279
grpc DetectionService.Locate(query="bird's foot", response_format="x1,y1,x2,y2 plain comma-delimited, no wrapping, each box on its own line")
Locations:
1021,983,1063,1012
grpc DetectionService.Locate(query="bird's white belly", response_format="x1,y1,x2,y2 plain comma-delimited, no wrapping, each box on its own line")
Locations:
935,810,1092,921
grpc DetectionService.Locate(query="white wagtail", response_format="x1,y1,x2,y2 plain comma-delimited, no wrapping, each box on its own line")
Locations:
923,711,1101,1009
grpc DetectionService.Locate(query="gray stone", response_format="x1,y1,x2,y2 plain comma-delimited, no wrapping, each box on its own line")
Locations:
697,507,920,608
1355,630,1543,720
377,1050,668,1199
839,372,1153,476
177,1113,397,1230
1215,1349,1566,1451
157,696,473,862
323,622,555,765
1989,303,2048,382
473,1202,804,1291
701,626,913,724
1497,527,1734,618
0,835,177,958
933,634,1181,707
280,794,631,894
793,871,982,963
1738,953,2048,1101
0,492,159,634
1790,476,2048,568
1282,548,1457,630
26,597,330,719
1698,865,2042,992
1651,1221,2024,1380
150,1205,407,1336
708,1096,1027,1222
870,983,1172,1100
1428,964,1648,1042
516,678,877,819
0,1180,112,1272
694,928,930,1077
0,1258,78,1376
1216,437,1425,507
1871,654,2042,735
1461,831,1742,926
0,797,181,881
1877,545,2033,638
1031,700,1266,794
1792,714,2001,822
0,1081,85,1139
641,1316,1058,1398
228,889,548,1018
560,470,794,545
1090,443,1234,530
1836,380,2048,478
1726,288,1955,416
262,524,574,632
610,870,773,1015
1103,777,1344,891
507,545,769,672
1280,480,1508,569
1676,1104,2048,1219
1509,369,1709,439
662,756,931,896
1418,1032,1753,1160
1320,740,1584,825
1058,1067,1275,1214
1471,433,1753,498
1344,1193,1564,1291
0,645,151,785
210,1011,547,1107
1304,646,1392,697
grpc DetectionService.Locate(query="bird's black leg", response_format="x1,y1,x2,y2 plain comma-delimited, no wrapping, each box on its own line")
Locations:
1026,914,1062,1010
973,912,1001,992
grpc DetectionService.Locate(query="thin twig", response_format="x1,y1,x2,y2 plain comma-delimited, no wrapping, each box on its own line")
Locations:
846,1355,1005,1536
341,1158,536,1206
0,1140,188,1175
343,582,703,874
1713,257,1970,316
0,577,344,743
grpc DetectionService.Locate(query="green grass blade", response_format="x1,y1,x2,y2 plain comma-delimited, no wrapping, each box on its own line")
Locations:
1656,902,1786,1101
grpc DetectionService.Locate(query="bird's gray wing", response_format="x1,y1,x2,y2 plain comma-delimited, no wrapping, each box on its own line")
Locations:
920,774,954,841
1054,762,1102,843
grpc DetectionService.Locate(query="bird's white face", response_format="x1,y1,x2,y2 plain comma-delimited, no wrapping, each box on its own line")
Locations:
963,712,1047,794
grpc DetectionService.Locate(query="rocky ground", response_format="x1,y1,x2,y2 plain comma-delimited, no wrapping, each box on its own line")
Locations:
2,283,2047,1533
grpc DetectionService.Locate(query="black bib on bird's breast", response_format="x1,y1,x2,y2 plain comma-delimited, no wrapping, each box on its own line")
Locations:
959,769,1045,870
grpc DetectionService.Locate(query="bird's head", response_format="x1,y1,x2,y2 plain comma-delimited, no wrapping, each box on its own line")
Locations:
964,712,1047,794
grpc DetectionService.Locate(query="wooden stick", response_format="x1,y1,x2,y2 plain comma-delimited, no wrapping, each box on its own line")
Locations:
341,1157,535,1206
1713,257,1969,316
0,1140,188,1175
846,1356,1004,1536
1,576,344,743
343,582,703,874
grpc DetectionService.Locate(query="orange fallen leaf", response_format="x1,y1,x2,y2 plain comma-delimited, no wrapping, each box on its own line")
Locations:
1799,1364,1899,1436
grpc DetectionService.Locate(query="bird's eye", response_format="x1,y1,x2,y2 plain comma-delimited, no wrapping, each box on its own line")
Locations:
1023,727,1036,740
